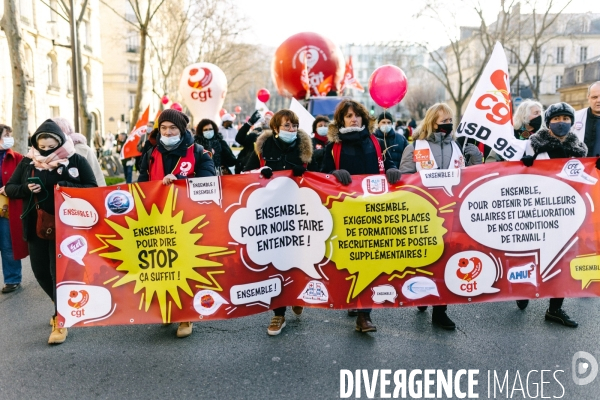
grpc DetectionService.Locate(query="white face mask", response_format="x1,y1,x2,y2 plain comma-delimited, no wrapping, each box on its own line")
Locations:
160,135,181,147
278,130,297,143
380,124,393,134
0,137,14,150
203,130,215,139
316,127,328,136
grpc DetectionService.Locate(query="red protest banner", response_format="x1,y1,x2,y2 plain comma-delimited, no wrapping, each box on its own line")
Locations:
120,106,149,160
54,159,600,327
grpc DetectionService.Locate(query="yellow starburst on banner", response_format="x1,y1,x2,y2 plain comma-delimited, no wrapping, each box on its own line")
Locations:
100,184,228,322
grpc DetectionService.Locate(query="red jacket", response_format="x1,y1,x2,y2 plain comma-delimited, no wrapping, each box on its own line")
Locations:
1,149,28,259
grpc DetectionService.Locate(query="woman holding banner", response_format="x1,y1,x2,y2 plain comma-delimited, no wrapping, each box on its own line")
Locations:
321,99,401,333
519,102,586,328
399,103,482,330
244,109,313,336
5,119,98,344
138,109,216,338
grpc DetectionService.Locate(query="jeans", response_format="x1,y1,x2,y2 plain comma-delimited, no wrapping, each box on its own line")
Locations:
27,235,56,305
122,160,133,183
0,218,22,284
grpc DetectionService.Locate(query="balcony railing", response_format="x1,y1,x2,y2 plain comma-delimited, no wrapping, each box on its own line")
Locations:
126,45,140,53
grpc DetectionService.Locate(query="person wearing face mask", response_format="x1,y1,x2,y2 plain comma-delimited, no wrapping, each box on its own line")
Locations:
0,125,28,294
374,112,408,169
321,100,400,334
5,119,98,344
517,102,586,328
234,109,267,174
219,114,239,147
243,109,313,336
138,109,215,338
195,119,237,175
399,103,482,330
309,115,330,171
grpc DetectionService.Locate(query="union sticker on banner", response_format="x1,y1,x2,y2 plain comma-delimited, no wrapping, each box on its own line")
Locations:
456,42,525,161
507,262,537,286
556,159,597,185
193,290,229,316
297,280,329,304
371,284,397,304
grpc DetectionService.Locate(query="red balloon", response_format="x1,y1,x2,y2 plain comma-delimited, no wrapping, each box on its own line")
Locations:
272,32,345,99
234,106,242,113
219,108,227,117
257,89,270,103
368,65,408,109
170,102,183,112
161,95,169,105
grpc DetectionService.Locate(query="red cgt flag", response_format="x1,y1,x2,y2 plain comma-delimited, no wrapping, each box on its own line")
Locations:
340,56,364,93
121,106,149,160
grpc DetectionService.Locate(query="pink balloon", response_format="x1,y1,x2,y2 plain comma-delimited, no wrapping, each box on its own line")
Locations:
161,95,169,105
257,89,270,103
368,65,408,109
170,102,183,112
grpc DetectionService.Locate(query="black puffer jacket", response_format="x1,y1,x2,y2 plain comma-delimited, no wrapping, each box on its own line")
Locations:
310,134,329,171
528,128,587,159
321,123,395,174
235,123,263,174
194,133,237,172
374,128,408,168
244,129,313,172
5,154,98,240
138,130,215,181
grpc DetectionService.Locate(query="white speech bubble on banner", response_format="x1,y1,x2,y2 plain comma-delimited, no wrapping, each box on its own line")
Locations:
187,176,221,205
556,159,597,185
229,177,332,279
105,190,134,217
460,174,586,275
230,278,282,306
361,175,388,197
371,284,397,304
507,262,537,286
56,284,112,327
401,276,440,300
59,235,87,266
59,193,98,227
297,280,329,304
444,251,500,296
419,168,461,196
193,290,229,316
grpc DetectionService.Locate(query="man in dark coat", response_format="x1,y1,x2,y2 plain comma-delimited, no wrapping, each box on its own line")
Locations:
373,112,408,169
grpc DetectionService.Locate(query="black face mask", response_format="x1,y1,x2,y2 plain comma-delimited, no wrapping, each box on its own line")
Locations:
38,148,56,157
437,123,453,134
528,115,542,132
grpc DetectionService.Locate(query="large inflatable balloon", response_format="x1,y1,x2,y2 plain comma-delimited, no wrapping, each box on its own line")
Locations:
272,32,345,99
368,65,408,109
179,62,227,123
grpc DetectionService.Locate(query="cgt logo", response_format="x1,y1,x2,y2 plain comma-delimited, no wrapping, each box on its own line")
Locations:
67,290,89,317
572,351,598,386
474,70,512,125
456,257,482,293
187,67,213,102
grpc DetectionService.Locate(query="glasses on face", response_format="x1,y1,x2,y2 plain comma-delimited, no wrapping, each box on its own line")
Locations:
280,123,299,130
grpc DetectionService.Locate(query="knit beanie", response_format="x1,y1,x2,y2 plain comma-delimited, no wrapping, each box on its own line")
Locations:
377,111,394,123
31,119,67,150
158,109,190,135
544,102,575,126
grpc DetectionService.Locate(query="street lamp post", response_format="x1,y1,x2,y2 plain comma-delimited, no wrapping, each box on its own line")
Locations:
69,0,80,132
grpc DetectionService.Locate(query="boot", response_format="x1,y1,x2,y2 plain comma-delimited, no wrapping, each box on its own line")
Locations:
176,322,193,338
355,312,377,333
516,300,529,310
417,306,428,312
545,308,578,328
347,309,358,317
291,306,304,316
432,309,456,330
48,316,68,344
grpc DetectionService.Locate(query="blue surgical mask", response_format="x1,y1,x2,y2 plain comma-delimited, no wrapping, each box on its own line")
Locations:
160,135,181,146
278,130,297,143
380,124,393,134
203,130,214,139
316,127,328,136
549,122,571,137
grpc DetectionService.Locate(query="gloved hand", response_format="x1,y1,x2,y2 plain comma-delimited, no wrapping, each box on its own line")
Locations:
596,157,600,170
332,169,352,185
248,110,262,125
463,143,483,166
521,155,536,167
261,166,273,179
386,168,401,184
292,165,306,177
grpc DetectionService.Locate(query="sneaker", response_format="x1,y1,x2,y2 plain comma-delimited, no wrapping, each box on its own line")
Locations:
347,309,358,317
355,312,377,333
176,322,193,338
516,300,529,310
48,316,68,344
291,306,304,316
432,311,456,330
417,306,428,312
545,308,578,328
267,316,286,336
1,283,20,293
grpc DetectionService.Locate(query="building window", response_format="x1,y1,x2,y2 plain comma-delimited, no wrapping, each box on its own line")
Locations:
18,0,33,25
47,54,58,90
575,67,584,84
84,66,92,96
66,61,73,93
82,10,92,51
49,106,60,117
556,47,564,64
580,47,588,62
126,31,140,53
509,49,518,65
555,75,562,92
128,62,138,83
129,92,136,110
531,75,540,89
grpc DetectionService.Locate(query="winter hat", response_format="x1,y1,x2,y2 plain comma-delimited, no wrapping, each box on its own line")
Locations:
377,111,394,123
544,102,575,126
31,119,67,150
222,114,235,123
158,109,190,135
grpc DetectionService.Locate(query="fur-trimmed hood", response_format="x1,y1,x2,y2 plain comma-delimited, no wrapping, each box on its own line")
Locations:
529,128,587,158
327,118,376,143
255,129,313,164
